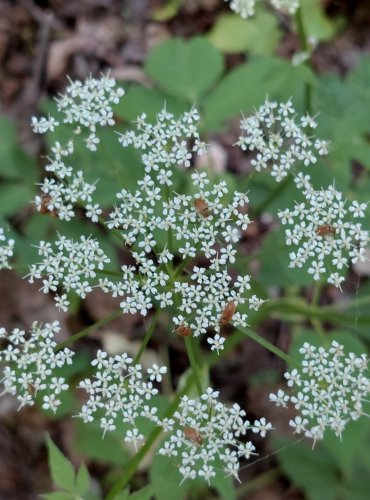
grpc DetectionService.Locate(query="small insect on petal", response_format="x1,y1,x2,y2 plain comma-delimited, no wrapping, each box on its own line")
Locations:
39,194,58,217
183,427,203,445
174,323,192,337
219,301,236,326
316,224,336,237
194,197,211,218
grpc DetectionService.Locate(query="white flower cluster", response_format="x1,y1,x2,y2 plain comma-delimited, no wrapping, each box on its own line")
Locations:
117,107,206,183
27,234,110,311
159,387,271,483
237,99,328,182
226,0,256,18
32,74,124,221
77,350,166,449
270,340,370,442
279,174,369,288
0,321,73,412
270,0,299,14
225,0,299,18
32,73,124,148
102,162,263,346
0,227,14,270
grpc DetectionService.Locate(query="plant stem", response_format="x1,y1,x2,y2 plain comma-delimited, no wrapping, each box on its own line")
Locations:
295,6,312,113
311,281,321,306
184,336,203,395
133,309,161,364
55,310,122,351
237,468,280,498
106,374,195,499
236,325,292,364
254,174,294,216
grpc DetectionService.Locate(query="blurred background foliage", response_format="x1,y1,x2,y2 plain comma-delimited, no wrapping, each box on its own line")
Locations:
1,0,370,499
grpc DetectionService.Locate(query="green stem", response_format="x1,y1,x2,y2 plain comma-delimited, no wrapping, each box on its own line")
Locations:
106,374,195,499
55,310,122,351
254,175,293,215
311,281,321,307
184,336,203,395
235,325,292,364
94,268,123,278
133,309,161,364
295,6,312,114
309,282,327,343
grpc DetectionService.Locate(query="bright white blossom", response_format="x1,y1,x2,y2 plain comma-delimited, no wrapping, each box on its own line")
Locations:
237,99,328,182
279,174,369,287
117,106,206,183
0,321,73,412
27,234,110,310
0,227,14,269
270,0,299,14
32,74,124,221
226,0,299,18
270,341,370,443
158,387,271,483
226,0,256,18
77,350,166,447
102,163,263,345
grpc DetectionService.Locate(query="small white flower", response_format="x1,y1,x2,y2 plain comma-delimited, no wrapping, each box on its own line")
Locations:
237,98,328,182
0,227,15,270
279,175,369,287
0,322,73,413
270,340,370,443
207,334,225,354
159,388,270,483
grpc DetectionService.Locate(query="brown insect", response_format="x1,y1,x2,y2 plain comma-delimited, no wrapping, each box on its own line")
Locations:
183,427,203,446
316,224,336,237
194,197,211,218
39,194,58,217
174,323,192,337
219,301,236,326
27,384,36,395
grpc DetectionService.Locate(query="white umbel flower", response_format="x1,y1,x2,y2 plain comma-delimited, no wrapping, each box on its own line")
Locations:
0,321,73,412
27,233,110,310
270,0,299,14
77,350,166,444
0,227,14,270
269,340,370,443
32,73,124,221
158,387,271,483
226,0,257,18
237,99,328,182
117,106,206,184
279,174,369,287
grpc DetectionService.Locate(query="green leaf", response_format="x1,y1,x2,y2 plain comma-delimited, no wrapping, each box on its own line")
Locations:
322,418,370,473
152,0,182,21
74,420,129,466
76,463,90,496
113,490,130,500
258,228,314,287
208,11,280,55
0,116,38,182
40,493,74,500
275,437,339,500
145,37,224,102
300,0,342,41
0,182,35,217
130,484,155,499
203,57,316,129
115,85,187,122
149,454,189,500
46,436,76,493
